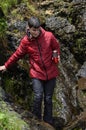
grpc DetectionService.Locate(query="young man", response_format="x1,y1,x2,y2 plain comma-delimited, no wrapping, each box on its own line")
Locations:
0,16,60,126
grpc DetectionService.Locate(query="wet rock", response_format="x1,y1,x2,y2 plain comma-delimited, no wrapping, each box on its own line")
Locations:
0,86,6,100
76,62,86,78
0,1,86,129
75,62,86,111
46,16,75,33
77,77,86,111
0,87,30,130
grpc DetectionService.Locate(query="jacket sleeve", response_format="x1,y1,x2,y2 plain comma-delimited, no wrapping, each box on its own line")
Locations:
5,38,28,69
51,33,60,55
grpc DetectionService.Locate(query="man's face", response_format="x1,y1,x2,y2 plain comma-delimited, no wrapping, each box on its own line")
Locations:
29,27,40,38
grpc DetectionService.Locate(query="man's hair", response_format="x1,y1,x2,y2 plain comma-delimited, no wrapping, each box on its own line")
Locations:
28,16,41,28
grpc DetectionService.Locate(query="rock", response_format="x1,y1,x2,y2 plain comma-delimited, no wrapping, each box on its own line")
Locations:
76,62,86,78
0,86,30,130
46,16,75,33
78,77,86,90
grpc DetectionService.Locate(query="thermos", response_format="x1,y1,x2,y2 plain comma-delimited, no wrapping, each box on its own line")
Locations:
52,50,58,63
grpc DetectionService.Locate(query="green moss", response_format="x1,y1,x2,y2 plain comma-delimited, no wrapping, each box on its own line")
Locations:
3,77,16,95
2,72,33,109
76,38,85,50
0,101,30,130
73,128,82,130
0,18,7,37
0,0,17,15
53,93,62,116
76,39,83,49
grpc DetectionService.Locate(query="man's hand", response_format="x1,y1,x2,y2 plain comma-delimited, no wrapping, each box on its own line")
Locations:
0,65,6,71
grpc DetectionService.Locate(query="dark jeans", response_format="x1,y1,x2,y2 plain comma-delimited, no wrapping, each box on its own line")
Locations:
32,78,56,124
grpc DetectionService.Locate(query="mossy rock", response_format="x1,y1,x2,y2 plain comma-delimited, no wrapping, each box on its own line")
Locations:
0,87,30,130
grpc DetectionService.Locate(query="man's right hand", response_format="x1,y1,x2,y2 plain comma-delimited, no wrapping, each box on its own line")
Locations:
0,65,6,71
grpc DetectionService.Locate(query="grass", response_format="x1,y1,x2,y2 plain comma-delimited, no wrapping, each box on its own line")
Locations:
0,0,17,15
0,110,30,130
0,100,30,130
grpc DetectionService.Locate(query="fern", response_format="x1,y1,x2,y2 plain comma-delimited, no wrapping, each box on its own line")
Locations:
0,18,7,37
0,0,17,15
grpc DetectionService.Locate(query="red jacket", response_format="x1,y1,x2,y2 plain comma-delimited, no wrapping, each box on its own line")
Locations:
5,28,60,80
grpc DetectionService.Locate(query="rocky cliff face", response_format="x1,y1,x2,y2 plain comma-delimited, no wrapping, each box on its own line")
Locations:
38,0,86,64
0,0,86,130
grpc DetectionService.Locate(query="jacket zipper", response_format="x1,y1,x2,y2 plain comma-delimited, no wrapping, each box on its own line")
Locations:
36,40,48,80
